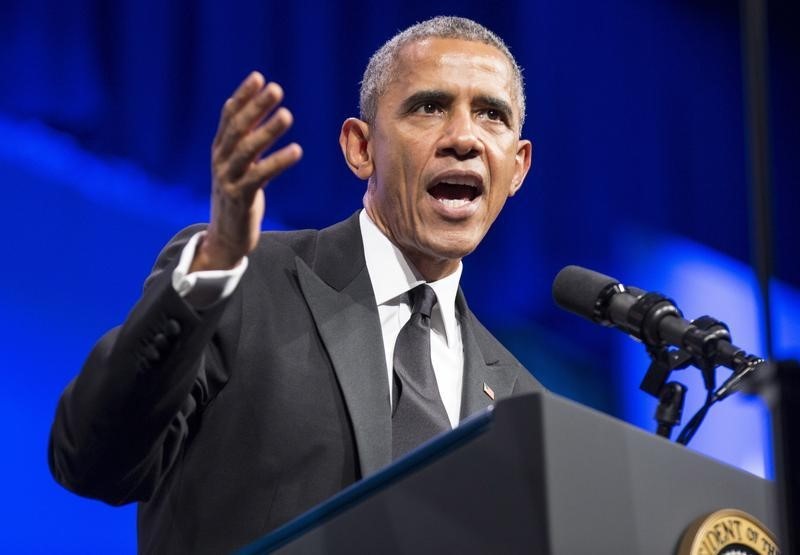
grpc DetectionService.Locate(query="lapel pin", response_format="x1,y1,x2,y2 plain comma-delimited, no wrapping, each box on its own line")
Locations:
483,382,495,400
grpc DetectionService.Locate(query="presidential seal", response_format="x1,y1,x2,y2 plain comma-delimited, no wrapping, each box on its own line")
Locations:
677,509,780,555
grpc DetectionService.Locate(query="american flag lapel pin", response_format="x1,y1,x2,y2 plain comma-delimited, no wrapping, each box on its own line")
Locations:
483,382,495,400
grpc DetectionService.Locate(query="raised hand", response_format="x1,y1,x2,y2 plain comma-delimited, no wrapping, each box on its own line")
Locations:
191,72,303,272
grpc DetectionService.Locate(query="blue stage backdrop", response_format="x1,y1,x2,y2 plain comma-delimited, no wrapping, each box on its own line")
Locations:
1,0,797,552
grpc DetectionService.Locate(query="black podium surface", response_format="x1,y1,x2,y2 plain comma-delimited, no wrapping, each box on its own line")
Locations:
239,392,777,554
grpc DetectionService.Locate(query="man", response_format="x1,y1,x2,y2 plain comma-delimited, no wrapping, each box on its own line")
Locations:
49,16,541,553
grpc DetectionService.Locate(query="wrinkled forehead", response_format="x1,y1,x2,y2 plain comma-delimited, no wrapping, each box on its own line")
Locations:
387,38,520,114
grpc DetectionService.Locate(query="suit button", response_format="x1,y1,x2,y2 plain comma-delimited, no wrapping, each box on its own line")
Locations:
143,344,161,363
153,333,168,350
165,319,181,337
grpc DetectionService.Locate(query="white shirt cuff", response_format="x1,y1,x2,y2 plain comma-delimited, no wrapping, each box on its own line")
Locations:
171,231,249,310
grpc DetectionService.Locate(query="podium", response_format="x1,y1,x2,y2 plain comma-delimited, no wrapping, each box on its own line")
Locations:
238,392,778,554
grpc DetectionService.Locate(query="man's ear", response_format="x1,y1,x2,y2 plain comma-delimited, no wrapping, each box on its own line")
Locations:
508,139,533,197
339,118,374,180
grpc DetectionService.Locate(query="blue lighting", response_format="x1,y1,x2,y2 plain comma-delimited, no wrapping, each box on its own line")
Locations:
614,230,799,478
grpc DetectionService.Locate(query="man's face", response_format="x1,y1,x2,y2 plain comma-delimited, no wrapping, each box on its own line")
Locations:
361,37,532,280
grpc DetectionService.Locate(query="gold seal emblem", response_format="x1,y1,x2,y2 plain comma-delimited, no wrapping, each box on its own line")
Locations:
677,509,780,555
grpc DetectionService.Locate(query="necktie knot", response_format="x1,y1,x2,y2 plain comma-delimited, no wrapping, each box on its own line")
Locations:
409,284,437,319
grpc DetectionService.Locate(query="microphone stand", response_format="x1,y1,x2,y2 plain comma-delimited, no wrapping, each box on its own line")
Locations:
654,382,686,440
640,345,691,440
740,0,796,550
746,361,799,553
638,324,733,444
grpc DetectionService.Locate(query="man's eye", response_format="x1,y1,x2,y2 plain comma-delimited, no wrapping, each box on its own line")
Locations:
481,109,506,123
414,103,441,114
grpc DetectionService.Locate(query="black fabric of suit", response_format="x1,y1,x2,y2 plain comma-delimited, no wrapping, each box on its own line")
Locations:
48,212,543,554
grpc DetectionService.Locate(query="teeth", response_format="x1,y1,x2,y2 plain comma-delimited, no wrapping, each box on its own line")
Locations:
441,180,477,188
437,197,471,208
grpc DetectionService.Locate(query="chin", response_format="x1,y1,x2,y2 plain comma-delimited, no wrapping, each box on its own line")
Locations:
423,236,480,261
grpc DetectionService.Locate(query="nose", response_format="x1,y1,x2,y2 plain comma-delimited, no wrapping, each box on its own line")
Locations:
436,108,483,160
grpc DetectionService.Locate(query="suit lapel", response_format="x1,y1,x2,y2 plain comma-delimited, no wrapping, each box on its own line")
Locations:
295,214,392,477
292,214,521,472
457,291,518,420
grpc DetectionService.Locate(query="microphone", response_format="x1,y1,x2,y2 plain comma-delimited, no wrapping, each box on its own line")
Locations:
552,265,764,401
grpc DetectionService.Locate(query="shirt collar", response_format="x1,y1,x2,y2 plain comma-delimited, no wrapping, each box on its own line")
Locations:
359,209,463,344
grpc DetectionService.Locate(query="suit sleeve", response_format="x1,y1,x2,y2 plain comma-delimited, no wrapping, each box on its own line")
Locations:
48,225,234,506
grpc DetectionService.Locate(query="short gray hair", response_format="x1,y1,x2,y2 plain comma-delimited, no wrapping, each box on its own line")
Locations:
359,16,526,132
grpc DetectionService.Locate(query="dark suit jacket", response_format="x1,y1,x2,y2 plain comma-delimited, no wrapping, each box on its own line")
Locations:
49,212,542,553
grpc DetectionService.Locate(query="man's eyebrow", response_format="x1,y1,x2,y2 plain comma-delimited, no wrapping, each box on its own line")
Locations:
399,90,454,113
474,95,514,120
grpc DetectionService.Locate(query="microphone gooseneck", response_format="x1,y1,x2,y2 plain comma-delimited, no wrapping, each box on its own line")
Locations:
552,265,765,443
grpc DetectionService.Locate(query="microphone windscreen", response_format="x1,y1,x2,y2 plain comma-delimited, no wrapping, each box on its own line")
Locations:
552,265,619,320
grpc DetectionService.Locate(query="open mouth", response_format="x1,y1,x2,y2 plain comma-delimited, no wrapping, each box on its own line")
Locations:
427,177,483,209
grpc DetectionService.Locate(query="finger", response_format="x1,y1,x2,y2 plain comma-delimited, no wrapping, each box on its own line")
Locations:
214,72,265,143
226,107,294,180
216,82,284,160
239,143,303,192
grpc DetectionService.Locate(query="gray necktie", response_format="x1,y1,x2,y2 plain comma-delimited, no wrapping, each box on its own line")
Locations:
392,284,451,459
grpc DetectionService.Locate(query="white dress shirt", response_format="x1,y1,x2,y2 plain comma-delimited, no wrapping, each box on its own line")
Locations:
171,231,249,309
172,210,464,427
358,211,463,427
